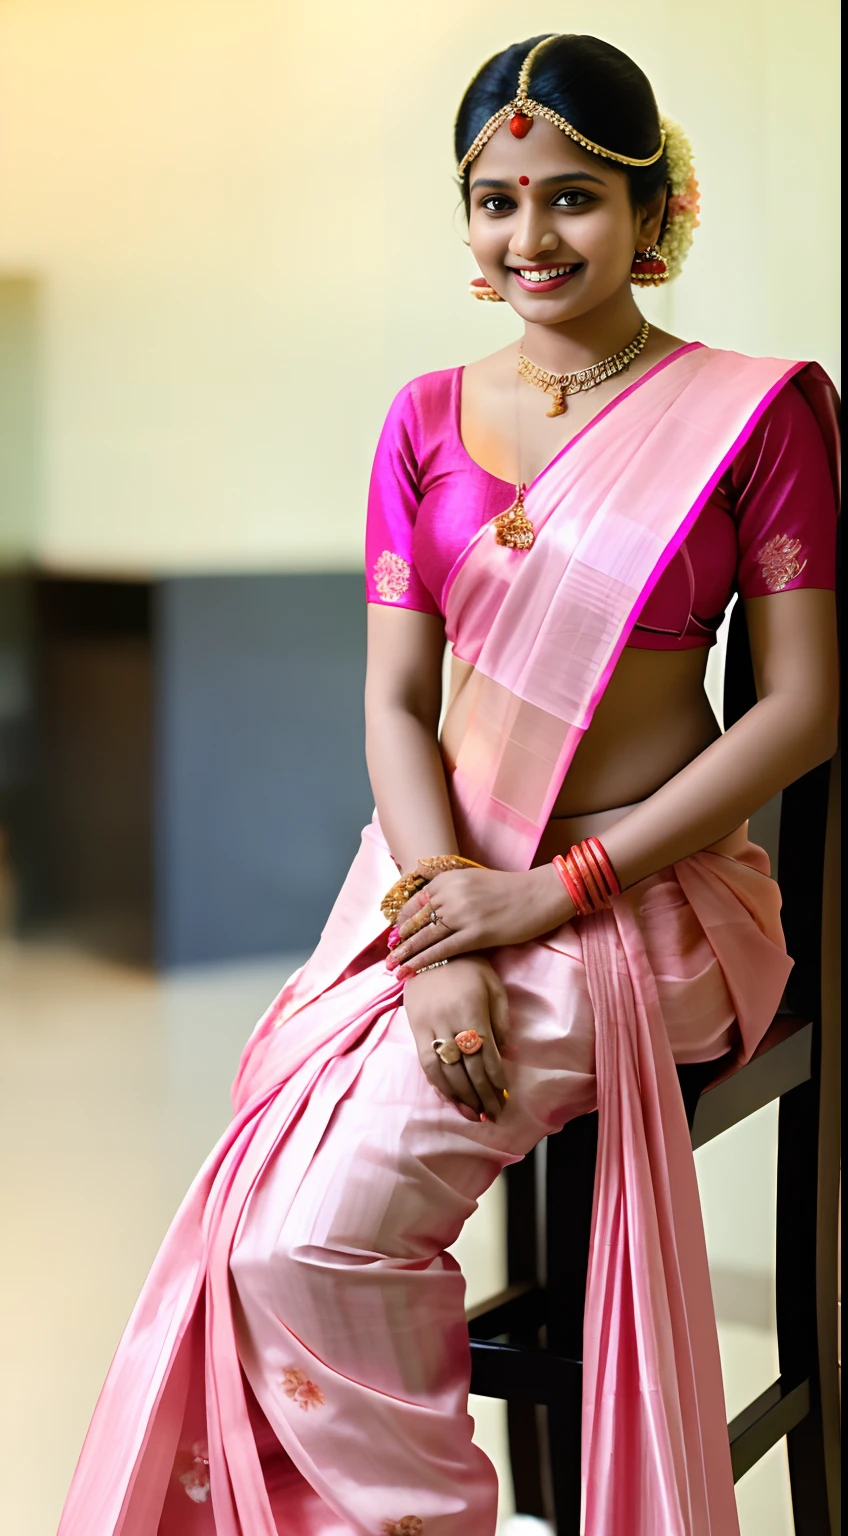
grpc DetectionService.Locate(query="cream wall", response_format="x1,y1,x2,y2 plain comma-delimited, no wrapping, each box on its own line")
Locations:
0,0,840,572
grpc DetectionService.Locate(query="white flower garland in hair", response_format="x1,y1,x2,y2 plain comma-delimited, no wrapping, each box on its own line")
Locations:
658,115,700,280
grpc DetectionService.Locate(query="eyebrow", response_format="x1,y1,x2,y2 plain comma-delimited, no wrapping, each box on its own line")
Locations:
469,171,606,191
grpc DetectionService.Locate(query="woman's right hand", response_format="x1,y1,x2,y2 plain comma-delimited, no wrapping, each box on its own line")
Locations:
402,954,510,1122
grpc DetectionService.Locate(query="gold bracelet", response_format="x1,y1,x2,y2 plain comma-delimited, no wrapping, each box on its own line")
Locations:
380,854,485,924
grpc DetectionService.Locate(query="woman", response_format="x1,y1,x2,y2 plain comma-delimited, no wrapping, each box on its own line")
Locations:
59,32,838,1536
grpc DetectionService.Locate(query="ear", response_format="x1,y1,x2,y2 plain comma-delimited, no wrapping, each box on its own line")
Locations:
635,187,668,249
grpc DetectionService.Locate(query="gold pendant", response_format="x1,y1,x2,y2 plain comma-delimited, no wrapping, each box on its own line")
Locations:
546,387,566,417
494,484,535,550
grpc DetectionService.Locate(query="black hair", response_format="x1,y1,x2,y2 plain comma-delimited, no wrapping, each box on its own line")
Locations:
455,34,668,219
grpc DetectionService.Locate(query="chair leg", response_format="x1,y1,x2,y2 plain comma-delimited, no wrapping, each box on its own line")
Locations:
547,1397,582,1535
507,1401,547,1520
504,1152,546,1519
776,1078,838,1535
546,1114,598,1534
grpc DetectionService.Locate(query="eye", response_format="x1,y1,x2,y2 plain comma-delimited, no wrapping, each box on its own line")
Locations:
480,195,516,213
553,189,593,207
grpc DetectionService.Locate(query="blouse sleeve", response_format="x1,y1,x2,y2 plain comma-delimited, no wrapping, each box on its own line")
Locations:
732,380,838,598
364,381,441,616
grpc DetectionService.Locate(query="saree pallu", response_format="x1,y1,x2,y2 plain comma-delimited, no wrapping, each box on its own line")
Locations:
58,346,839,1536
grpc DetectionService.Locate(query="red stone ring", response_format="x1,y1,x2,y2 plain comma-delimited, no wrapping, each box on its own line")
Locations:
455,1029,485,1056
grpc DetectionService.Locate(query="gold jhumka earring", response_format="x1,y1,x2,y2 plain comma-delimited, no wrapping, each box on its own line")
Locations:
469,275,505,302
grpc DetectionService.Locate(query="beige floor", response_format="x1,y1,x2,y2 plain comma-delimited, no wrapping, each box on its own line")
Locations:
0,938,794,1536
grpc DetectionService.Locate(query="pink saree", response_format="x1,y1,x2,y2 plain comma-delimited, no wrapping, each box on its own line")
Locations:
58,346,839,1536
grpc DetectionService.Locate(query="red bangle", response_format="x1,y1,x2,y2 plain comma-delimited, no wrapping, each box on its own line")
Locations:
564,850,601,916
584,837,621,897
562,852,595,917
570,842,609,912
552,853,588,914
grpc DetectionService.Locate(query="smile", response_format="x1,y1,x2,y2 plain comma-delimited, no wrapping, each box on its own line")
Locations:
511,264,583,292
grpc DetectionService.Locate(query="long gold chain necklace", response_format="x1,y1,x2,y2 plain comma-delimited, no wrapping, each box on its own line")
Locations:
494,319,651,551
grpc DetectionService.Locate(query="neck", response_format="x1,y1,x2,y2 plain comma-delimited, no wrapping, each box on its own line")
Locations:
520,288,646,373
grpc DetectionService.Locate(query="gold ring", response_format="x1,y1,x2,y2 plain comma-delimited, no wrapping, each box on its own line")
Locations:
432,1037,462,1067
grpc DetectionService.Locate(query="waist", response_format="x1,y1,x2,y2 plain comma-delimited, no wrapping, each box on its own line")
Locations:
532,801,751,870
532,802,641,868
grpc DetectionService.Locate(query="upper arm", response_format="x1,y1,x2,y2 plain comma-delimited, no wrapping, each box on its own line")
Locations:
744,589,839,752
365,604,446,732
364,380,441,619
363,378,446,729
735,379,839,745
734,380,837,603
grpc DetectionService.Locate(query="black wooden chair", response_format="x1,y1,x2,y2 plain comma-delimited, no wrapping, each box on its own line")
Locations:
468,596,841,1534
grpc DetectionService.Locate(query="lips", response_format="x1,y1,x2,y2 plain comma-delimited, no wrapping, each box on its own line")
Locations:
511,263,583,293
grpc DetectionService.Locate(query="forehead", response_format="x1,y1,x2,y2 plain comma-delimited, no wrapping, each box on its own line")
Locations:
469,117,620,186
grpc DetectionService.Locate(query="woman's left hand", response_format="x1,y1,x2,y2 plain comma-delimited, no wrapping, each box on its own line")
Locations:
386,863,574,977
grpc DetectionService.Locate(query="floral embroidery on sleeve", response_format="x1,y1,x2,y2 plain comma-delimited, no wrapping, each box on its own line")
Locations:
374,550,411,602
280,1366,325,1411
381,1520,424,1536
756,534,808,592
175,1441,211,1503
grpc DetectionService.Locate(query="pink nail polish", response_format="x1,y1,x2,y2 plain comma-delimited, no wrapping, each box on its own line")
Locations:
479,1112,488,1123
388,926,400,949
396,965,414,981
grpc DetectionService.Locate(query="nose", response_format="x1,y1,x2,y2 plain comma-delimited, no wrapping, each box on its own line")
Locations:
507,205,560,261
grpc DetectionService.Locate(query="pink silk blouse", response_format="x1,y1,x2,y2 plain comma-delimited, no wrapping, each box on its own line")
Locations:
365,353,836,648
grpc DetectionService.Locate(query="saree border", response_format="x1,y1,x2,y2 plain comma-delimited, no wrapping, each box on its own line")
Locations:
589,359,808,710
441,341,706,610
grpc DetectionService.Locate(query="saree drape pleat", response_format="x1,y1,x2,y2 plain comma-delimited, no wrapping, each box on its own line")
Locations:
58,347,837,1536
580,843,789,1536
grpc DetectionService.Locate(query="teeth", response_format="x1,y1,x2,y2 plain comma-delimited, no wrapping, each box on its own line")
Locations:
517,265,574,282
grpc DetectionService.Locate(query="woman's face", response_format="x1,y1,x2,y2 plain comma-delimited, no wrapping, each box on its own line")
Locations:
466,117,659,323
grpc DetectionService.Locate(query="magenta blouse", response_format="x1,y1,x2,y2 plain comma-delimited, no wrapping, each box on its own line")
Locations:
364,353,836,648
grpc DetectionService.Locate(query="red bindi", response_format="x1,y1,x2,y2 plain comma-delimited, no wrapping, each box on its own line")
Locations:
518,175,530,186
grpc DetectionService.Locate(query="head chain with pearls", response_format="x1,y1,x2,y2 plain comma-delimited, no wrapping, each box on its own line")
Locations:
457,35,700,281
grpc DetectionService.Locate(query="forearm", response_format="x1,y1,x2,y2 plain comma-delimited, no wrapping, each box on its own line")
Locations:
366,704,459,871
601,692,836,891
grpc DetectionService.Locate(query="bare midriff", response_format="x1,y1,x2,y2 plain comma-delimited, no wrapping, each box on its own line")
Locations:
440,645,721,844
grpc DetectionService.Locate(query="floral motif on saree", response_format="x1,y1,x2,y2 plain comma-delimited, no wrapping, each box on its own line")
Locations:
175,1440,211,1502
280,1365,325,1410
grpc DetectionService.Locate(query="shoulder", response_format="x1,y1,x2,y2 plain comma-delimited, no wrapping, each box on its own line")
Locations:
729,359,838,476
695,344,837,405
372,368,461,467
383,366,461,432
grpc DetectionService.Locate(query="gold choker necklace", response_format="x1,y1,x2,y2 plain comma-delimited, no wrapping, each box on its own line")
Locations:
517,319,651,417
493,319,651,551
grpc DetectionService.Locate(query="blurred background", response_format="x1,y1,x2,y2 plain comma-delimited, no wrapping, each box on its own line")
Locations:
0,2,840,1533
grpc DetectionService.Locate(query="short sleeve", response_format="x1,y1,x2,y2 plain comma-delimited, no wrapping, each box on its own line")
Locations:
733,381,838,598
364,381,440,616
